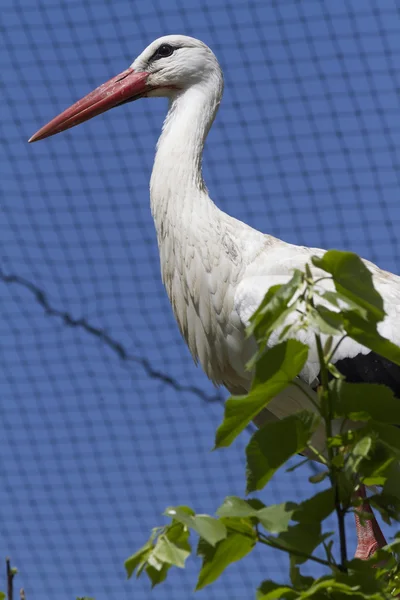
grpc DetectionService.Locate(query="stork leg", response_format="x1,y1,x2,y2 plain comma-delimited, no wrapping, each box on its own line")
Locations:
354,485,387,559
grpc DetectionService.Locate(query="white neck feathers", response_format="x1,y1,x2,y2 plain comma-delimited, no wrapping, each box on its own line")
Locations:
146,69,264,392
150,78,223,228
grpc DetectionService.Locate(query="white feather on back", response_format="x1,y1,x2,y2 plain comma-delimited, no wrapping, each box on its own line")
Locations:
136,35,400,452
234,241,400,388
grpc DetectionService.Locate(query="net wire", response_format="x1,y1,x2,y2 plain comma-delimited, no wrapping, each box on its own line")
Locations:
1,0,400,598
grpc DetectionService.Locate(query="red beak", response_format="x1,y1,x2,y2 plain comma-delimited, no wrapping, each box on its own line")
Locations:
29,68,149,142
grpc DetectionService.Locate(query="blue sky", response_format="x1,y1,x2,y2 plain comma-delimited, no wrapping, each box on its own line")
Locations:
1,0,400,598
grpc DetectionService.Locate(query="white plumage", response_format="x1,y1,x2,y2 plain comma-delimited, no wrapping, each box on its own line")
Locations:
29,33,400,434
30,34,400,558
137,37,400,422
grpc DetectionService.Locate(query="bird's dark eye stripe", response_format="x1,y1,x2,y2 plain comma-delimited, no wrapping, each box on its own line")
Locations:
150,43,176,61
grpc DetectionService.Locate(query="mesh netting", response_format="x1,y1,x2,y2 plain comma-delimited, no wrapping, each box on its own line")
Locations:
1,0,400,598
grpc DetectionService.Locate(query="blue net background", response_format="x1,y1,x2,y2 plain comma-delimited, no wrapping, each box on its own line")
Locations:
1,0,400,598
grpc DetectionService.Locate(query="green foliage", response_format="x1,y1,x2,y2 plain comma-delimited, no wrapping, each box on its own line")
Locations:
214,340,309,448
217,496,296,533
125,521,191,587
312,251,384,322
126,250,400,598
164,506,227,546
246,410,320,492
332,381,400,424
248,270,304,346
196,524,256,590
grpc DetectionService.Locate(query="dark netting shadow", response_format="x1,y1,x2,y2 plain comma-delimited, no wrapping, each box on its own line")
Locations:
1,0,400,598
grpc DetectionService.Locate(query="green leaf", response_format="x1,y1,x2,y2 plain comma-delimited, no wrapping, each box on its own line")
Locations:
215,340,309,448
322,539,335,563
344,435,373,477
360,460,394,487
308,470,329,484
145,563,170,588
312,251,385,322
125,540,154,578
369,493,400,524
289,558,315,590
336,565,390,597
293,576,371,598
333,380,400,424
370,421,400,455
328,428,366,449
293,488,335,524
187,516,227,546
216,496,260,518
0,594,5,600
257,580,296,599
167,505,195,518
342,310,400,367
246,411,320,492
248,270,304,340
286,457,310,473
220,516,256,537
152,524,191,568
308,305,344,336
257,503,297,534
317,290,342,309
164,506,227,546
217,497,296,533
272,522,331,564
196,531,256,590
152,535,189,568
383,462,400,499
331,454,345,468
354,436,373,458
353,423,400,487
126,522,192,586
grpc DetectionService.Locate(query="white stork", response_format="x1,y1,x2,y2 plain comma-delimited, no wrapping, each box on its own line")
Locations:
29,35,400,560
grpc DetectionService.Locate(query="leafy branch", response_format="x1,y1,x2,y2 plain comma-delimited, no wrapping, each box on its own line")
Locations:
125,250,400,598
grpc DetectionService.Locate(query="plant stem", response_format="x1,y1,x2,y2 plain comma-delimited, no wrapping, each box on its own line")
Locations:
314,334,348,572
306,444,328,465
336,503,348,571
311,276,332,287
257,532,331,568
327,334,348,364
6,558,13,600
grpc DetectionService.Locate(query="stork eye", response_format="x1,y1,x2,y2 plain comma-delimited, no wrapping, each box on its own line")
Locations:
155,44,174,59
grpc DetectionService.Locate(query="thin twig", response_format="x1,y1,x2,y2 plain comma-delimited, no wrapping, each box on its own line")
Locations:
6,558,14,600
306,443,328,465
315,333,348,572
257,531,331,568
327,334,348,364
311,276,333,287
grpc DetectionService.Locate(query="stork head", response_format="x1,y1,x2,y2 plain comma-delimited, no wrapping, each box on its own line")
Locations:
29,35,222,142
133,35,221,92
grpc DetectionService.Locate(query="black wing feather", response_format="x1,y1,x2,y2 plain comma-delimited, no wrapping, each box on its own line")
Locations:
335,351,400,398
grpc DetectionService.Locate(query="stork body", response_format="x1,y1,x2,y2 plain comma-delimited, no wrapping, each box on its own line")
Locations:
29,34,400,559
